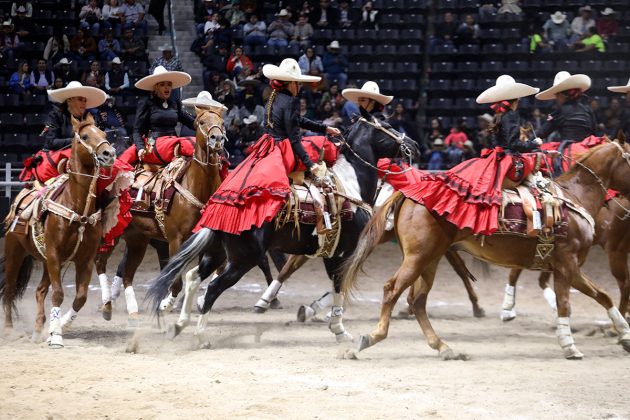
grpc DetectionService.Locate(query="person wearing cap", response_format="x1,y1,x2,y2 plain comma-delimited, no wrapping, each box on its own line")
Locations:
536,71,597,141
105,57,129,94
10,1,32,18
597,8,618,40
55,58,78,86
12,4,33,40
118,66,195,166
192,58,340,235
570,5,595,43
236,114,263,164
322,40,348,89
543,11,571,51
607,78,630,139
0,19,19,61
267,9,294,50
342,80,392,122
150,43,183,73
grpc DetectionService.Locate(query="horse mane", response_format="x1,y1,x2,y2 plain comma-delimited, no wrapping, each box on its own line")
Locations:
75,118,96,134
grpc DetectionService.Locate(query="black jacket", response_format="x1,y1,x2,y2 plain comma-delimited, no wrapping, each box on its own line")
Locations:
492,110,538,153
539,100,597,141
132,95,196,150
41,105,89,151
265,90,327,169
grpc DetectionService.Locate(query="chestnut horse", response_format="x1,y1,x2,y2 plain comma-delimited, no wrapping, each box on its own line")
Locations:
343,140,630,360
0,114,116,348
95,108,228,321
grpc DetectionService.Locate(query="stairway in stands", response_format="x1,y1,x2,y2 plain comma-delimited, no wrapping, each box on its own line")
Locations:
168,0,204,99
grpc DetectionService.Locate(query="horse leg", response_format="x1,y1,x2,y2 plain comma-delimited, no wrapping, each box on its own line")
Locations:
324,257,353,343
46,255,64,349
2,241,28,329
97,245,117,321
607,249,630,321
552,258,583,359
445,250,485,318
159,239,184,313
539,271,556,311
253,253,283,313
570,270,630,353
32,268,51,342
501,269,521,322
120,237,149,325
60,258,94,332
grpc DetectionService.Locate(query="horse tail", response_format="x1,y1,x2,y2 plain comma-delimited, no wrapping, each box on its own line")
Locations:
0,255,34,314
342,191,405,298
145,228,215,317
444,250,478,283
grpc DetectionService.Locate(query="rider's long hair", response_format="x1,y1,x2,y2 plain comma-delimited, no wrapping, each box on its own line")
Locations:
488,98,517,135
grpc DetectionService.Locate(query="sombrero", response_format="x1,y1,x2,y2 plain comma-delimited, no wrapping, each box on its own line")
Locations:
608,78,630,93
342,81,393,106
476,75,539,104
182,91,227,112
535,71,591,101
135,65,191,91
262,58,320,83
48,81,107,109
550,11,566,24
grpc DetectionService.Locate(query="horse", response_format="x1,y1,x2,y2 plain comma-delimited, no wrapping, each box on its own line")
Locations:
146,118,420,342
0,114,117,348
342,139,630,360
502,195,630,323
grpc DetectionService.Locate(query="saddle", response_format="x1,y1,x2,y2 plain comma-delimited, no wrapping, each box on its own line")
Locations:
130,157,189,215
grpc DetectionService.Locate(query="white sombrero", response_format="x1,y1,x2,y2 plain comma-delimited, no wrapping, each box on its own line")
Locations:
476,75,539,104
550,11,566,24
262,58,320,83
182,91,227,112
243,115,258,125
48,81,107,108
135,65,191,91
535,71,591,101
342,81,393,105
608,78,630,93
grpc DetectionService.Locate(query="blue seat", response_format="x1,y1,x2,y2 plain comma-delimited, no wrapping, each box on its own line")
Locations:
482,43,504,53
399,44,422,55
375,62,394,74
428,79,452,90
455,79,475,90
428,98,454,108
432,61,454,73
456,61,478,72
376,44,397,56
459,43,479,54
481,61,503,72
506,60,528,71
555,60,579,72
400,29,422,42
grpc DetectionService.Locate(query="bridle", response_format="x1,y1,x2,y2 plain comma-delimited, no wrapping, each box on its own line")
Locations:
193,108,227,166
65,126,113,180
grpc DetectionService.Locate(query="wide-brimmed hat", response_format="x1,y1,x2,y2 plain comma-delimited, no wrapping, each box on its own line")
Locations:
16,6,26,13
476,75,539,104
182,91,227,112
550,11,566,24
579,5,592,13
478,113,493,123
238,78,261,88
607,78,630,93
158,44,173,52
342,81,393,106
276,9,289,17
55,57,72,66
433,138,444,147
135,65,191,90
535,71,591,101
601,7,615,16
112,56,122,64
262,58,320,83
243,115,258,125
48,81,107,108
328,40,340,49
1,19,13,29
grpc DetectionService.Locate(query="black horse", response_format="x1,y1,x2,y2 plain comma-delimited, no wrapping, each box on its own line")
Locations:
146,118,419,342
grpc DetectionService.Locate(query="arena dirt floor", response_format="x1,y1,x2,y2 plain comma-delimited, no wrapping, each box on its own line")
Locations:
1,241,629,419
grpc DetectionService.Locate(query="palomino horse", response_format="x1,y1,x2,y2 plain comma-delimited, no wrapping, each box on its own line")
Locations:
502,195,630,323
95,108,229,322
146,118,419,342
343,140,630,360
0,114,116,348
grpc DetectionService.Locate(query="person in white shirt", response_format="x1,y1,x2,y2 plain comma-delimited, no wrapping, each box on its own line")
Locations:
570,5,595,43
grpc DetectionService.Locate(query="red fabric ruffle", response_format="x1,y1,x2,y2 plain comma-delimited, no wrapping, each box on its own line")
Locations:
377,158,424,190
98,189,133,253
118,135,196,166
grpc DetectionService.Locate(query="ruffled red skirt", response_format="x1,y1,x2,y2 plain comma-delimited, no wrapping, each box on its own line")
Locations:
377,158,424,190
118,135,196,165
400,148,537,235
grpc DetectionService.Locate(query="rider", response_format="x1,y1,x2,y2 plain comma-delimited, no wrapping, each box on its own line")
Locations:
400,75,540,235
118,65,197,166
607,78,630,137
193,58,340,235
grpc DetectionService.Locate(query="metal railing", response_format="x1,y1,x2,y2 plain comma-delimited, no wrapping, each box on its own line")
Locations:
0,163,25,198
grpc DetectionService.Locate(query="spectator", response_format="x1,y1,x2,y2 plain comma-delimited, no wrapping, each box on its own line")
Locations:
237,78,262,106
148,0,168,35
530,108,544,132
319,81,343,110
119,0,147,37
340,91,359,125
607,79,630,137
601,97,624,136
44,31,70,63
224,97,242,152
317,99,333,119
530,27,550,54
323,109,343,128
543,11,571,51
298,46,323,77
150,44,183,72
216,78,236,105
12,5,33,41
105,56,129,93
8,60,31,94
597,8,618,40
30,58,54,92
358,1,379,30
267,9,294,49
296,1,315,22
81,60,105,89
445,125,469,149
243,13,266,46
52,76,64,90
424,118,445,149
120,27,146,60
10,1,32,18
299,97,318,120
463,140,476,160
312,0,339,29
338,0,355,29
497,0,522,15
426,138,446,170
478,2,496,20
195,0,218,35
570,5,595,43
573,26,605,53
432,12,457,51
202,13,220,41
203,70,224,98
445,142,465,168
202,42,229,73
200,17,231,54
225,1,246,28
98,30,121,61
239,114,262,155
475,113,493,148
322,40,348,89
54,58,78,86
226,45,254,79
102,0,124,37
70,27,97,64
292,13,313,49
389,102,419,142
79,0,103,36
94,94,128,147
0,19,19,62
456,14,480,45
238,95,264,124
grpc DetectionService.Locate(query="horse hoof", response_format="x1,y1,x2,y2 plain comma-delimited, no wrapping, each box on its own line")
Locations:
102,305,112,321
48,334,64,349
335,331,354,343
297,305,315,322
270,298,282,309
619,333,630,352
500,309,516,322
127,313,140,329
253,305,267,314
563,345,584,360
31,330,43,343
357,335,371,352
167,323,183,340
473,306,486,318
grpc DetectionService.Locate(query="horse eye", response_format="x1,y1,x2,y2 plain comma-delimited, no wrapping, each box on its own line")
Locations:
82,135,88,140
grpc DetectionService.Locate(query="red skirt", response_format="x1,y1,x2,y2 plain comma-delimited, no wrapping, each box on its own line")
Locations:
539,135,606,173
400,148,537,235
20,149,73,183
194,134,336,234
118,136,196,166
377,159,424,190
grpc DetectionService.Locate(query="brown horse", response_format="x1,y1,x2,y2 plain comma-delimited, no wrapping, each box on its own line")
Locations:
0,114,116,348
95,108,226,321
503,195,630,322
343,140,630,360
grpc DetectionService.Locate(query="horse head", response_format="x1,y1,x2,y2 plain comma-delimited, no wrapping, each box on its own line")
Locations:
71,113,115,171
344,117,420,165
608,134,630,196
194,107,227,162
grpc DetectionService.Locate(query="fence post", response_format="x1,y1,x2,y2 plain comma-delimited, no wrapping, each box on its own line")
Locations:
5,163,11,198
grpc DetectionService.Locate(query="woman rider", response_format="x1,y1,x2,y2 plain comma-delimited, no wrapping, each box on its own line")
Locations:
119,66,197,166
193,58,340,235
400,75,541,236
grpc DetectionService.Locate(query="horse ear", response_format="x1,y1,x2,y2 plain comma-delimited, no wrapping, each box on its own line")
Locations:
85,112,95,125
616,129,627,145
70,114,81,132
